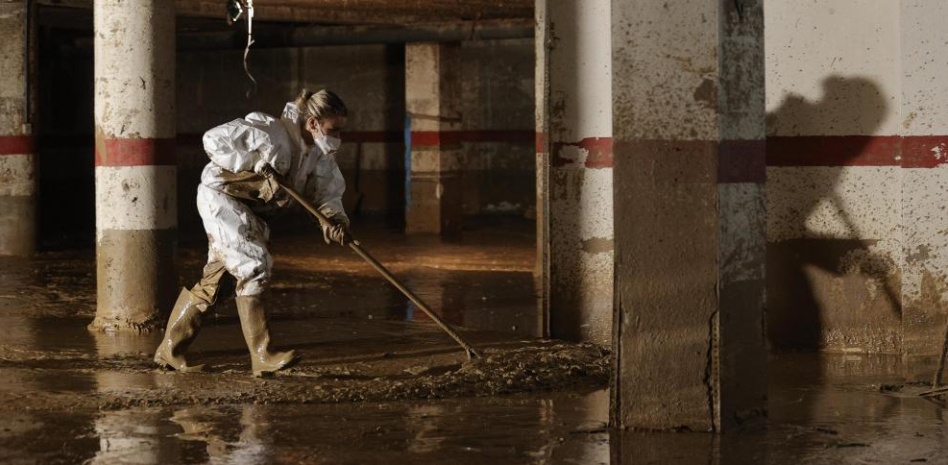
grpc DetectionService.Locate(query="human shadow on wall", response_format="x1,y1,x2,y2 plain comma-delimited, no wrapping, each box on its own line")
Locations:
766,76,901,351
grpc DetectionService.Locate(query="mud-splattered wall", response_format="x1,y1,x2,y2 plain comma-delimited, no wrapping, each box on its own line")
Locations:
610,0,767,431
899,0,948,359
0,1,38,256
766,0,948,356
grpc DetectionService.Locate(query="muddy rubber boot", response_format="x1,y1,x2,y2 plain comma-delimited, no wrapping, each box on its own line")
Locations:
235,295,300,377
153,288,206,372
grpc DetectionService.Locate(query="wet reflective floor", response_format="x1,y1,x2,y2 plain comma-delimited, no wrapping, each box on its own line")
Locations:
1,389,611,464
2,220,948,463
3,355,948,464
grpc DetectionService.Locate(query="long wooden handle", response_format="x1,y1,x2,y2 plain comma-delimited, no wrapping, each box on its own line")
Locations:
273,175,480,360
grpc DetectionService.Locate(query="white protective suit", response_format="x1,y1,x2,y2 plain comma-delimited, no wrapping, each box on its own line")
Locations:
196,102,348,297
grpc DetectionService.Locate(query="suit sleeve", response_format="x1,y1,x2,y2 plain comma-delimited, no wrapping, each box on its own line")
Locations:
308,152,349,224
201,114,291,175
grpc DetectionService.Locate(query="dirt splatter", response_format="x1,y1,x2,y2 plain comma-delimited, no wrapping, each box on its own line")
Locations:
693,78,717,110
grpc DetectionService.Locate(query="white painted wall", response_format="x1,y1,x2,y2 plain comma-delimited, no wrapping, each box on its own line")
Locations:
765,0,902,253
766,0,901,137
766,0,948,354
900,0,948,357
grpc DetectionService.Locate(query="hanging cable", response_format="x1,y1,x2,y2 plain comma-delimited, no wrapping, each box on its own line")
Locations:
242,0,257,98
226,0,257,99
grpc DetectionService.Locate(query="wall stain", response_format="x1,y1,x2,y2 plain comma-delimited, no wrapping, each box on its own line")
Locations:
693,78,717,110
581,237,613,254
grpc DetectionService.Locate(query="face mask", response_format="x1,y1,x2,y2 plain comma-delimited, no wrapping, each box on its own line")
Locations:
311,124,342,154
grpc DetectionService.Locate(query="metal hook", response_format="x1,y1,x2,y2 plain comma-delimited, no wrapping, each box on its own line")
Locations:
226,0,243,24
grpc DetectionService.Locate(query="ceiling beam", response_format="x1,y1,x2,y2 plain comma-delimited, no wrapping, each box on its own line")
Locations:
176,18,534,50
35,0,533,25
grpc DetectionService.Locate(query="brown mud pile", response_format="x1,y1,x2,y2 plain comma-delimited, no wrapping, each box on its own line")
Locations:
1,341,609,413
139,342,605,408
879,382,948,402
274,342,607,402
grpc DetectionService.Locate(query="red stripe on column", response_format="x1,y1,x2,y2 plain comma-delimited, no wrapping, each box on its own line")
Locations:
410,130,535,148
411,131,462,148
345,131,403,144
0,136,35,155
767,135,948,168
720,139,766,183
767,136,900,167
551,137,613,168
95,138,176,166
902,136,948,168
459,130,535,144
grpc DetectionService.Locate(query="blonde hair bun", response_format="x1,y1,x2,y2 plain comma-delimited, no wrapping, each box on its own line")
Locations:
295,89,347,120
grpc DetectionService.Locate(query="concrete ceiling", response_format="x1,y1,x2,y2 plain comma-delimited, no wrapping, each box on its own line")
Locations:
36,0,534,25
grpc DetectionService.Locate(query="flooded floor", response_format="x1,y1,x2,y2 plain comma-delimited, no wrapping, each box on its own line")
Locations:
1,220,947,463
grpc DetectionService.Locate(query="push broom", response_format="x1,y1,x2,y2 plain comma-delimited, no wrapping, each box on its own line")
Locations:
266,171,480,360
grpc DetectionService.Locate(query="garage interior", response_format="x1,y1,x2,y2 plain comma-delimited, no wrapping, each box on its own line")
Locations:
1,0,947,463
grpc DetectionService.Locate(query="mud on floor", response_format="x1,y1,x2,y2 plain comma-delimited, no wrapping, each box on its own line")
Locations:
0,340,609,413
0,227,610,414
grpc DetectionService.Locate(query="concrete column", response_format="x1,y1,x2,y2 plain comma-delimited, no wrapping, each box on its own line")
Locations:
610,0,767,431
405,42,463,234
90,0,177,332
0,1,37,256
900,0,948,361
535,0,613,344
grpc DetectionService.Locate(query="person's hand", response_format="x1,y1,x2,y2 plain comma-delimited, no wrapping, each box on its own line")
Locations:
257,163,278,179
322,216,351,246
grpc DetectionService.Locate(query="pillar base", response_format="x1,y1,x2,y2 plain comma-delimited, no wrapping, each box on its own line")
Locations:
0,195,36,256
94,228,177,333
406,171,464,234
87,316,164,334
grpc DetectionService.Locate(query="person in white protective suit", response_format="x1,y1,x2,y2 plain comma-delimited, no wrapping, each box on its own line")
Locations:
154,89,351,377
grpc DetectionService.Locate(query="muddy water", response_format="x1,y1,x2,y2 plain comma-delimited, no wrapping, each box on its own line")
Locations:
0,223,612,462
0,389,611,464
210,221,542,337
2,355,947,463
2,223,948,463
